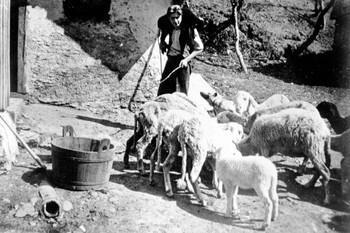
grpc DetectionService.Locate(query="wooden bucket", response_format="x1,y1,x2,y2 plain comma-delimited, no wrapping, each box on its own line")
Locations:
51,126,115,191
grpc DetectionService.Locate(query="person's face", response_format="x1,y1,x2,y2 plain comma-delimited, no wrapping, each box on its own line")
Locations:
169,12,182,29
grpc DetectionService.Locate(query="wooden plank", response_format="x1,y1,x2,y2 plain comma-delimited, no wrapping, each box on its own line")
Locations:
17,2,28,93
0,0,11,110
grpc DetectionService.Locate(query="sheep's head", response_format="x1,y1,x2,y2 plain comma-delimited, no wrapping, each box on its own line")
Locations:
316,101,340,119
200,91,221,106
233,91,259,117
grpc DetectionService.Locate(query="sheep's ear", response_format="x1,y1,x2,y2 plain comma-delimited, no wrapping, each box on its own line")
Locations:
248,96,259,109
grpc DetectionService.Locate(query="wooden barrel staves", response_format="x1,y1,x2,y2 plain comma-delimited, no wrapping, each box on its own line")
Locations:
51,129,115,191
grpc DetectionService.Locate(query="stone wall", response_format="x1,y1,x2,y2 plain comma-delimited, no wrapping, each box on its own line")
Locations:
24,0,169,113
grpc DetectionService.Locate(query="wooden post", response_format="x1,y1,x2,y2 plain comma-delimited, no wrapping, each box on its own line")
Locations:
0,0,11,110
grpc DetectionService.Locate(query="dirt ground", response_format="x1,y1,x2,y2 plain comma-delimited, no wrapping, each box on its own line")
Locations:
1,0,350,232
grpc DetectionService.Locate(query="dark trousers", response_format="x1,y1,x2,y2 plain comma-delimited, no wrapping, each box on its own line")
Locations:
157,55,191,96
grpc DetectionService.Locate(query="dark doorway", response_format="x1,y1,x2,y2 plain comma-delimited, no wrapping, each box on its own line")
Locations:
10,1,19,92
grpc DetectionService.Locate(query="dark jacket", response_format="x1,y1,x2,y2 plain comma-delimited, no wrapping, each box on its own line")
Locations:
157,8,203,54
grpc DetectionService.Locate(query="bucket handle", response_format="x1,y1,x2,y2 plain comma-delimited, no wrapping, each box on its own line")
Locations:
98,139,110,153
62,125,76,137
90,138,111,153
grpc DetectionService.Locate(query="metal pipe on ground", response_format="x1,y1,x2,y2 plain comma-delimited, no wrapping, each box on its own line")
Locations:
39,180,62,218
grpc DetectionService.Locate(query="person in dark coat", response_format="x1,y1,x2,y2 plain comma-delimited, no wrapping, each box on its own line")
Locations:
157,5,204,96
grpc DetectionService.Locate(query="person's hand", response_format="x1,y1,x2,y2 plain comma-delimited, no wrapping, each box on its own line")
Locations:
159,41,168,54
179,58,189,68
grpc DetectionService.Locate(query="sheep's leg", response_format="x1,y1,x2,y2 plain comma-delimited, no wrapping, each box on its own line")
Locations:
207,157,218,189
190,177,207,206
176,141,188,191
150,130,163,185
256,187,273,230
189,150,208,206
297,157,309,175
269,179,279,221
232,185,239,213
136,134,154,176
324,137,331,168
217,180,223,199
156,132,164,172
163,145,178,197
149,149,157,186
224,183,234,217
123,127,143,169
307,157,331,204
185,173,194,193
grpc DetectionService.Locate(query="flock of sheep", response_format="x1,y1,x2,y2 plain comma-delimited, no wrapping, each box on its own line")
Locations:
123,90,349,230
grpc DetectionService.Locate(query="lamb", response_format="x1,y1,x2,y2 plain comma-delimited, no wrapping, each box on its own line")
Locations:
316,101,350,134
166,116,243,205
237,108,332,204
216,148,278,230
123,92,209,175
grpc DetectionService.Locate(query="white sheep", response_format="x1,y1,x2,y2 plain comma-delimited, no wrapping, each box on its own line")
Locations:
202,92,291,126
243,100,322,174
244,100,319,134
238,108,332,204
216,147,278,230
148,109,198,187
151,109,243,191
256,93,290,111
123,92,209,175
167,116,243,205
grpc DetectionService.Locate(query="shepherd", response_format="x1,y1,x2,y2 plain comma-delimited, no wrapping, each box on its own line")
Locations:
157,4,204,96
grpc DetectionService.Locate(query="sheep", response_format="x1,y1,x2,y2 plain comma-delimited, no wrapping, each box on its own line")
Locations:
155,111,244,195
256,94,290,111
216,110,247,125
244,100,319,134
164,116,243,205
123,92,209,175
216,148,278,230
243,100,322,174
316,101,350,134
148,109,196,187
330,129,350,201
200,90,259,117
237,108,332,204
216,94,290,125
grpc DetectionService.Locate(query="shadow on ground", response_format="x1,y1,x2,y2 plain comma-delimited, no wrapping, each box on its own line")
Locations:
253,51,349,88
